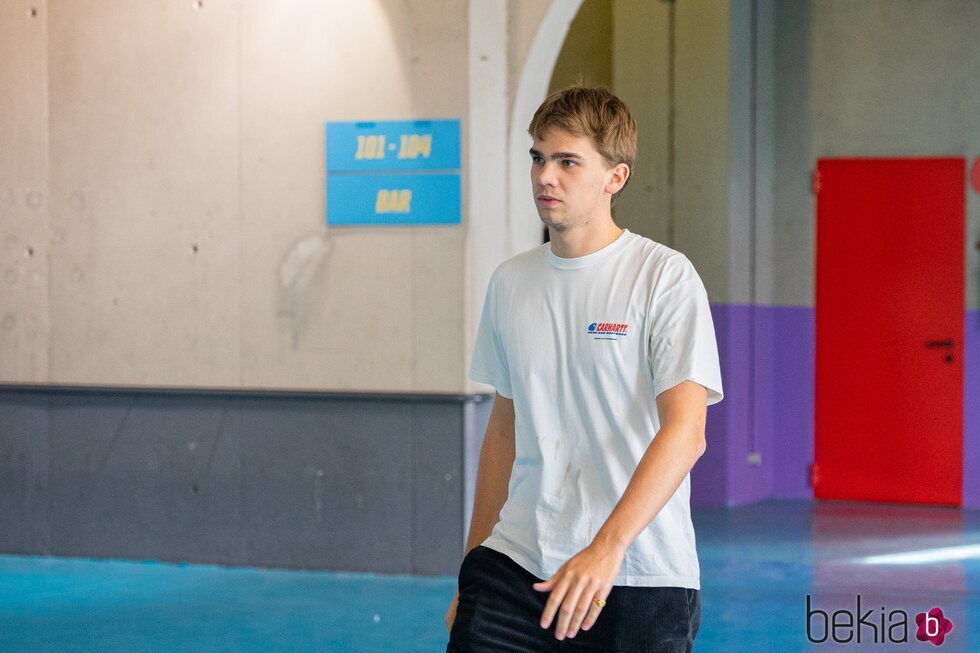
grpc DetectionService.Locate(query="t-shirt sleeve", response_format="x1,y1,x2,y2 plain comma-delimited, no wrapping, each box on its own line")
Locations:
467,274,513,398
647,265,724,406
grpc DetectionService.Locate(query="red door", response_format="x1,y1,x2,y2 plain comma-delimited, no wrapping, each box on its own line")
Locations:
814,158,965,506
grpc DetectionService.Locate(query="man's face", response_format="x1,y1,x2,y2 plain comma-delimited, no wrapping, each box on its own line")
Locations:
530,127,624,233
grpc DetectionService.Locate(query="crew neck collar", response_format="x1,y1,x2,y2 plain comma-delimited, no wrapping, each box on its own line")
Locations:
545,229,632,269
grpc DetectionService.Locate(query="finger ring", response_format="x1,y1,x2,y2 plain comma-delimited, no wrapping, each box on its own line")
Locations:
592,597,606,608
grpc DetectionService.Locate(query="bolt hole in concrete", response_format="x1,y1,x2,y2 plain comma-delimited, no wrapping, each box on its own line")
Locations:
191,244,199,254
28,7,37,18
193,0,203,10
25,247,33,258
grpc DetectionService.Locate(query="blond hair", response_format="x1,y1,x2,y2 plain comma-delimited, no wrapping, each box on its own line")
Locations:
527,84,637,206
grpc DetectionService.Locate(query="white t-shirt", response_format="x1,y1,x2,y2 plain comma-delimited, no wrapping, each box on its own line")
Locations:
468,228,723,588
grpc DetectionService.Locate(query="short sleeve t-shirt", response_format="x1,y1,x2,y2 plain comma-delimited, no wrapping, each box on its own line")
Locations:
468,229,723,588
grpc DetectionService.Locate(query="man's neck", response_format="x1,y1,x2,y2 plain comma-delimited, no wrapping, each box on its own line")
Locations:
548,219,624,259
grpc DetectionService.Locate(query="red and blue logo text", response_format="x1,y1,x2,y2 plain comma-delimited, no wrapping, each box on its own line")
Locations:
588,322,629,340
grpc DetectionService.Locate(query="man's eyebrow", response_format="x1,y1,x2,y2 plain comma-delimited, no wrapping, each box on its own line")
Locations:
529,148,584,160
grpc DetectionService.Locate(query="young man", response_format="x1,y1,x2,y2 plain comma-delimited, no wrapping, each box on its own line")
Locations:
445,85,724,652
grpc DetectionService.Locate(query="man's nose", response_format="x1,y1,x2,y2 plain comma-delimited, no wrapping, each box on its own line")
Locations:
537,161,558,186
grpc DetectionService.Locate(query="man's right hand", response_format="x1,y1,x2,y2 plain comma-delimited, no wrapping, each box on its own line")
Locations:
445,589,459,634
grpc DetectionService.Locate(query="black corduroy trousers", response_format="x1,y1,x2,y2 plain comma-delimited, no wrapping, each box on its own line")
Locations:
447,545,700,652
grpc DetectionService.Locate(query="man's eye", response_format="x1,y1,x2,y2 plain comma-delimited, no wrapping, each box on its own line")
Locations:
562,160,576,167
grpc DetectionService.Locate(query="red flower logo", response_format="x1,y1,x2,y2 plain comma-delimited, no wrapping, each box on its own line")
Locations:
915,607,953,646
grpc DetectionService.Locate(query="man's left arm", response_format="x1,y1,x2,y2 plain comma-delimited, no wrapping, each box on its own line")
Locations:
533,380,708,640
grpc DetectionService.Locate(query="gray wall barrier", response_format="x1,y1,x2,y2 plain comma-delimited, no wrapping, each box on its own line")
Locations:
0,385,493,576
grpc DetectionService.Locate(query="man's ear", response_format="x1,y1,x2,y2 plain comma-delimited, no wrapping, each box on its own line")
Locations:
605,162,630,196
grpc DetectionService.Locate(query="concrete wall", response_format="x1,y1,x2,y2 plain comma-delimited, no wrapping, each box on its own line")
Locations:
0,1,49,381
776,0,980,309
506,0,552,112
610,0,671,248
550,0,612,93
0,0,469,393
0,0,504,571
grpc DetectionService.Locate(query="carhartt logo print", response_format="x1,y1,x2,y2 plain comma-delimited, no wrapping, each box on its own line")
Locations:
588,322,629,340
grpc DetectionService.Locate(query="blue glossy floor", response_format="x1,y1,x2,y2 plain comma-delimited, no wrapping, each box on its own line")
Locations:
2,500,978,652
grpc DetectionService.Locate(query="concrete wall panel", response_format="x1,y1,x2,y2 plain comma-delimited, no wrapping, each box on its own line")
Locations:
0,1,50,382
1,1,470,392
773,0,813,307
0,387,484,575
507,0,552,107
0,393,50,552
612,0,671,247
237,1,467,393
674,0,730,302
777,0,980,308
46,0,241,386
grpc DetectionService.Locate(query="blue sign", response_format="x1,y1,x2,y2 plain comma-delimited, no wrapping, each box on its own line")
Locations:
326,118,461,226
327,173,460,226
326,120,460,172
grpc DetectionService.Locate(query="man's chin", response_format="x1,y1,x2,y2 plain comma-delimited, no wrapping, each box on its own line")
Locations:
539,218,568,234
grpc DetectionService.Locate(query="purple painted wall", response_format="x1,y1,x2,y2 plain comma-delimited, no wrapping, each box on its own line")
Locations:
769,307,816,500
693,305,815,507
695,305,978,509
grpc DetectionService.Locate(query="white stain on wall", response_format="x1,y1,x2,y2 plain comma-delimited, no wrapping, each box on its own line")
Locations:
277,231,332,348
